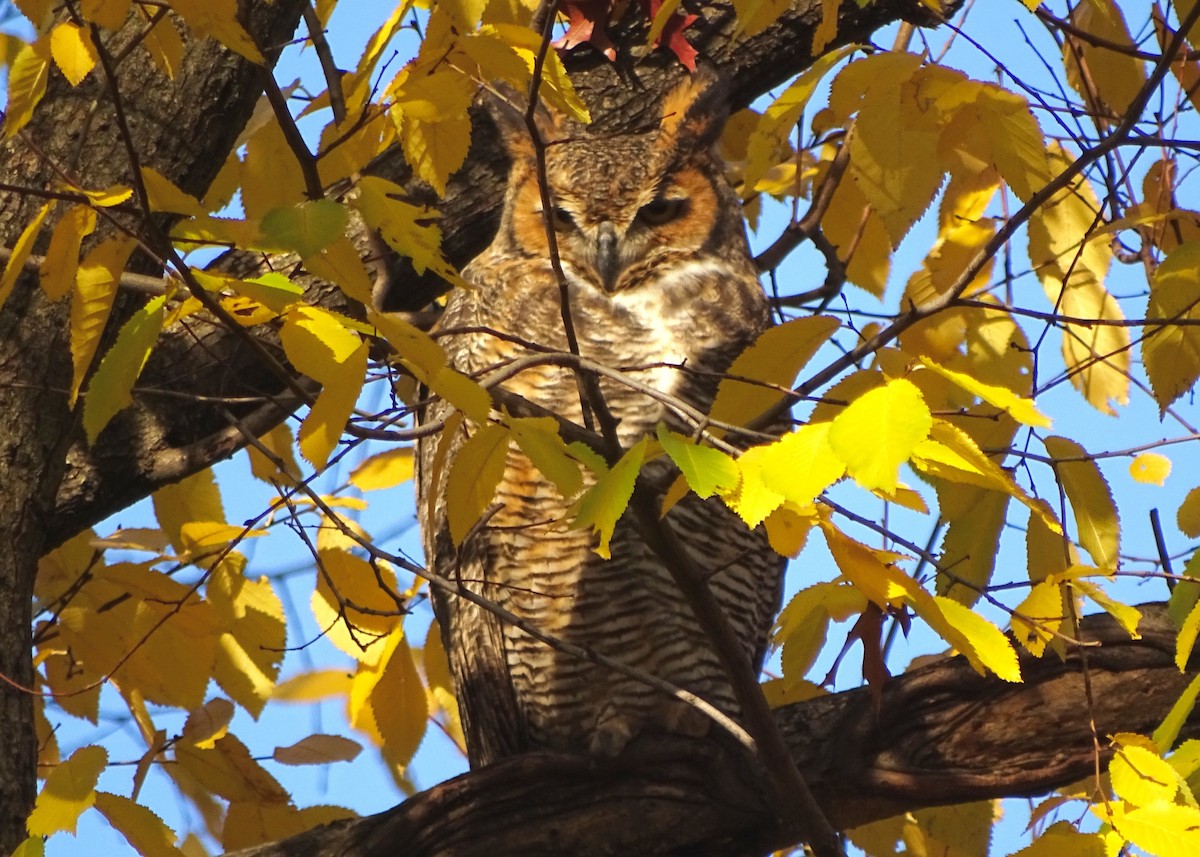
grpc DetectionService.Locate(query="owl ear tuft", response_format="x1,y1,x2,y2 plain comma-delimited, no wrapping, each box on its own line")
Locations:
657,62,730,152
480,83,565,158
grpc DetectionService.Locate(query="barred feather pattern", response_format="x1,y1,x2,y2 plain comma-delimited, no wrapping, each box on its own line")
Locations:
416,71,787,767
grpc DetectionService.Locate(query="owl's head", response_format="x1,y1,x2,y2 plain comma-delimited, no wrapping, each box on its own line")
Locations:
487,67,751,293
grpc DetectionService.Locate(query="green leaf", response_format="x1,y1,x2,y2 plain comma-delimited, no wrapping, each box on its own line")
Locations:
83,295,166,443
656,425,738,499
570,437,649,559
260,200,348,259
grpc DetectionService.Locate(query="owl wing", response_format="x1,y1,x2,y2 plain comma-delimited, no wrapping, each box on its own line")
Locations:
415,259,544,768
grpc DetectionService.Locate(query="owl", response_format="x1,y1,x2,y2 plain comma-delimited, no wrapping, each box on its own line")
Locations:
417,67,787,768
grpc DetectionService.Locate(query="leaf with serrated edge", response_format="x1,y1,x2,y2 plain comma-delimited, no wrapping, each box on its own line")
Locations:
446,423,511,545
570,437,649,559
26,745,107,836
83,295,166,443
1044,436,1119,568
829,378,931,493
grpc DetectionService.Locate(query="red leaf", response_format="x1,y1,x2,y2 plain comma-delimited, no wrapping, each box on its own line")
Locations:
553,0,617,62
639,0,699,70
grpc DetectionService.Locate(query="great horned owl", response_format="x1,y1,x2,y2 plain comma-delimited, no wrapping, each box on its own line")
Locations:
417,68,786,768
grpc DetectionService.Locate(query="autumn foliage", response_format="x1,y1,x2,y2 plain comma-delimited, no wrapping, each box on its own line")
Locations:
4,0,1200,856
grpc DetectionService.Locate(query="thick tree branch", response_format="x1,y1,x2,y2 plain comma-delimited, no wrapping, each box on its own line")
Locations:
228,605,1195,857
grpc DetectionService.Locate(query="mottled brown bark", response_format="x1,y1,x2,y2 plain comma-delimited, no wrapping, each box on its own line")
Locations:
0,4,305,849
227,607,1195,857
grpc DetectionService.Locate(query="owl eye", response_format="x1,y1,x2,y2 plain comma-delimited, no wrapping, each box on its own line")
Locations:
550,207,576,232
637,197,688,225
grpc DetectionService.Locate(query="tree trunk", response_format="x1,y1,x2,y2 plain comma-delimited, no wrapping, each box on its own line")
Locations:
0,4,306,848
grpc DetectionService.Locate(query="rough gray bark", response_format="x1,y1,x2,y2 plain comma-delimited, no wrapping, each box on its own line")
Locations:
47,0,955,545
0,4,306,849
227,607,1196,856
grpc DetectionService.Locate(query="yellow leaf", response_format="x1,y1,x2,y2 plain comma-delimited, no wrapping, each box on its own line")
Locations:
366,307,448,381
776,581,866,680
743,45,856,191
657,425,738,499
303,236,375,307
395,96,473,196
1044,436,1120,568
169,0,264,62
272,669,353,703
822,522,911,607
1103,800,1200,856
1177,598,1200,672
82,0,132,30
312,547,401,664
348,628,429,773
239,117,306,220
9,837,45,857
509,417,585,499
82,295,166,443
1111,743,1182,808
829,378,931,492
934,485,1008,606
1130,453,1171,486
570,437,650,559
709,316,840,428
429,366,492,424
1012,580,1065,657
354,176,464,288
848,53,945,245
94,792,185,857
763,504,816,558
173,734,288,805
973,84,1050,203
755,422,846,506
1070,575,1141,638
49,22,97,86
924,595,1021,682
350,447,415,491
1064,0,1146,116
5,38,50,136
39,204,96,301
140,166,205,216
153,468,225,555
0,200,51,311
209,563,286,717
1155,674,1200,752
26,745,107,836
1029,146,1129,415
1005,822,1106,857
71,234,137,405
273,734,362,766
445,422,511,545
181,698,235,749
141,9,184,78
920,358,1050,427
1144,243,1200,412
1180,487,1200,537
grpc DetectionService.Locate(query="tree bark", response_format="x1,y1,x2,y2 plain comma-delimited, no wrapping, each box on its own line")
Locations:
47,0,956,545
0,4,305,849
227,606,1196,857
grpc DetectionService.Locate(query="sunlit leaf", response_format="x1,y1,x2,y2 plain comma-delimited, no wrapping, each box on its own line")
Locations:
829,378,931,492
570,437,650,559
26,745,107,836
1044,436,1120,568
1130,453,1171,486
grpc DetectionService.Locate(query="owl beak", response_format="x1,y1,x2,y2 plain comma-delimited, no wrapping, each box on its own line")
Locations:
595,221,620,292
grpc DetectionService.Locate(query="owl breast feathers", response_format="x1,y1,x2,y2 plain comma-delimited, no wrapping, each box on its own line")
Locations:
417,67,787,768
